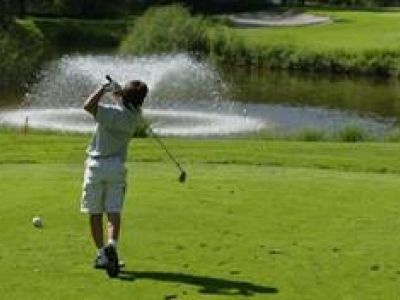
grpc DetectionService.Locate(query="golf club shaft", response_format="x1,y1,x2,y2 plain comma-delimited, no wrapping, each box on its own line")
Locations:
105,75,185,174
146,126,185,173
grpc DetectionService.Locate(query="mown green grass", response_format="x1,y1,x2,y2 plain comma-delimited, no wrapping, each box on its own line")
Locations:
2,130,400,173
233,10,400,53
2,131,400,299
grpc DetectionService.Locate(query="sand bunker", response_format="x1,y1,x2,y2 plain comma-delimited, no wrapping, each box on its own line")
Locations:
229,11,331,27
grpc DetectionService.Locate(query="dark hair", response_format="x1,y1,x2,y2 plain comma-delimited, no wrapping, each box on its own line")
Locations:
122,80,148,110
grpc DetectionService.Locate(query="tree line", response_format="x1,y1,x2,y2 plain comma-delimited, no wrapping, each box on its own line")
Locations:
1,0,399,26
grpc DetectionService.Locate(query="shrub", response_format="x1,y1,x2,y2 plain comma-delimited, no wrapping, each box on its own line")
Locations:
0,19,47,88
384,127,400,142
295,127,326,141
120,4,209,55
33,18,129,47
336,123,370,142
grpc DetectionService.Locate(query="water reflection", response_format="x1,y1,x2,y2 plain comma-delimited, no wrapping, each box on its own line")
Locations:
222,67,400,122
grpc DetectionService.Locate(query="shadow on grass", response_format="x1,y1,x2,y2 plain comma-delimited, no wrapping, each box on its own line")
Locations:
118,270,278,296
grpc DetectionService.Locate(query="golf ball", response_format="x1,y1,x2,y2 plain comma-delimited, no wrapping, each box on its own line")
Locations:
32,216,43,228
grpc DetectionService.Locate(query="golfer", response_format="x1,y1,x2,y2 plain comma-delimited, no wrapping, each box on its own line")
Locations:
81,78,148,277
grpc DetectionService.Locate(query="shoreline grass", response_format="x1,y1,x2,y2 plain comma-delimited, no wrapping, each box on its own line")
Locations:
1,120,394,144
2,130,400,174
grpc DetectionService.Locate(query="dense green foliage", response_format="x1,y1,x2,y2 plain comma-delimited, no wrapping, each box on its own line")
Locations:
1,0,136,18
33,17,133,47
119,6,400,77
120,4,209,55
2,131,400,298
0,19,47,88
3,0,400,21
0,17,134,87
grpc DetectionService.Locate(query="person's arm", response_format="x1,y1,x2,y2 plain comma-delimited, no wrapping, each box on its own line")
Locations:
83,86,106,116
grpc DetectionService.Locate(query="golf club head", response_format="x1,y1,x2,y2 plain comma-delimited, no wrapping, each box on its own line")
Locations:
179,171,187,183
105,75,122,95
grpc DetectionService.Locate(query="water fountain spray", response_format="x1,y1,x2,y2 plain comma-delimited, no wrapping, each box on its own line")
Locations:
0,54,265,136
106,75,187,183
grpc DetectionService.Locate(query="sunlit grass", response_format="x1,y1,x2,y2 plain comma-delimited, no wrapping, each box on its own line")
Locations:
2,131,400,298
233,10,400,53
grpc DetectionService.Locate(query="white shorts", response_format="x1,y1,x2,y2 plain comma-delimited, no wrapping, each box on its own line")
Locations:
81,156,127,214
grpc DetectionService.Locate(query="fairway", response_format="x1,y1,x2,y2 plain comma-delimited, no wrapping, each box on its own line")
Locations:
233,9,400,52
2,134,400,299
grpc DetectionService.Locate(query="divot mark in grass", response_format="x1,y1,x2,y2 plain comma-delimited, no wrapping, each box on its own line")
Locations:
230,270,241,275
370,264,380,271
268,249,283,255
165,294,177,300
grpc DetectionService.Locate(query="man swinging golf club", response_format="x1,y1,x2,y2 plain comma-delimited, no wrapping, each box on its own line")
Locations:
81,77,148,278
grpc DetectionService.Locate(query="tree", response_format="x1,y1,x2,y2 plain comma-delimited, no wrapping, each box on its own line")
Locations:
0,0,12,29
17,0,26,17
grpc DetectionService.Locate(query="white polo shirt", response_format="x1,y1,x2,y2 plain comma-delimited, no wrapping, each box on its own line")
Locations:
86,104,141,162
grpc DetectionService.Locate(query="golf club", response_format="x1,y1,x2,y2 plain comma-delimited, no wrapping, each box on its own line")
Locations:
105,75,187,183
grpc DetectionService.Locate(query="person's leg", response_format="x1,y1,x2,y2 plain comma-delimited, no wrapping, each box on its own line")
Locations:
90,214,104,249
107,212,120,246
103,212,121,277
102,161,126,276
90,213,109,268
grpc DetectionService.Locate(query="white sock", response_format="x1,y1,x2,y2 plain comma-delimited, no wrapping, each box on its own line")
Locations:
109,239,118,248
97,247,105,257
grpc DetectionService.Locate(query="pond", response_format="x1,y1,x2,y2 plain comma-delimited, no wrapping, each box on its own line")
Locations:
0,52,398,138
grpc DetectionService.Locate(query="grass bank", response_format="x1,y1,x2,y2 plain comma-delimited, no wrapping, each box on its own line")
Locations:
213,9,400,76
1,131,400,299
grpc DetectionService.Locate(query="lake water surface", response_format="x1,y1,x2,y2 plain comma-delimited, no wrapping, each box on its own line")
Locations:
0,53,398,137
